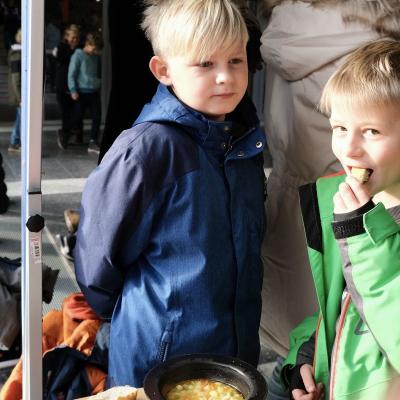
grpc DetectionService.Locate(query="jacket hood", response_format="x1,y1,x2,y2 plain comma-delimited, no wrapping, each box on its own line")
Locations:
134,84,259,141
260,1,380,81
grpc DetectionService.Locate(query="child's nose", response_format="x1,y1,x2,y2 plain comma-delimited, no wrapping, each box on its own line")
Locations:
343,133,363,158
216,69,232,85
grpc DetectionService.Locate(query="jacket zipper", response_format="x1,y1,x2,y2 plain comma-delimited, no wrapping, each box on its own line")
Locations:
329,294,351,400
157,328,172,362
313,315,322,372
224,135,234,157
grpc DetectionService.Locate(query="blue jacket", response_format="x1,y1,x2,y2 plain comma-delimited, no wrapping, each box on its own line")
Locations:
75,84,266,387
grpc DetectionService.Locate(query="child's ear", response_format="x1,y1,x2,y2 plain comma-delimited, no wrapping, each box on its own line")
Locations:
149,56,172,85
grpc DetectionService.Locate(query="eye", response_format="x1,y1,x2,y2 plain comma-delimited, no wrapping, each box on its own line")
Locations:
229,58,243,65
332,126,347,135
198,61,212,68
364,128,380,137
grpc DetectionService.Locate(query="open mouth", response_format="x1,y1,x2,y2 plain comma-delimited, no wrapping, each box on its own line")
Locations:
350,167,373,183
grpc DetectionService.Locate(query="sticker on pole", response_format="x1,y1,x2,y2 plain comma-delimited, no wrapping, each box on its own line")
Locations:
30,235,42,264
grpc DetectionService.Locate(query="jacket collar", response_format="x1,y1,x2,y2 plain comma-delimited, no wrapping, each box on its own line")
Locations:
134,84,259,142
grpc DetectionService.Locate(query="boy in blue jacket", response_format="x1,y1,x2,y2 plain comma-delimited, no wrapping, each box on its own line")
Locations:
74,0,266,388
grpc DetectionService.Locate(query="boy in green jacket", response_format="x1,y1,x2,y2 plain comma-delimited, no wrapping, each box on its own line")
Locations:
284,39,400,400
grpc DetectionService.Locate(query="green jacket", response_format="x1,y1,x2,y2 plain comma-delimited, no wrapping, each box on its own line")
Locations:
283,172,400,400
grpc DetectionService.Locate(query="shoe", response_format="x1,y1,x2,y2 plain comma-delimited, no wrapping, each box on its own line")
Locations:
42,265,60,304
56,233,74,261
64,209,80,234
7,144,20,153
0,331,21,364
88,140,100,155
57,129,68,150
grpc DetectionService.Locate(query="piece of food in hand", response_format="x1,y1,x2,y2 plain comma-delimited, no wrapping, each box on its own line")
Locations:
351,167,371,183
77,386,140,400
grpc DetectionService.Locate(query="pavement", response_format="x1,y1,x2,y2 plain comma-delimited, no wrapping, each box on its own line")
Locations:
0,120,277,391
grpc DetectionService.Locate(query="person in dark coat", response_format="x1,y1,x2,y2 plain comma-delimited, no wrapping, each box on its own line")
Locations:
54,24,81,148
7,28,21,153
98,1,157,161
3,3,20,51
0,152,9,214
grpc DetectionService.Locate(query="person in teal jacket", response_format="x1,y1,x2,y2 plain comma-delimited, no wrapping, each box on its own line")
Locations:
67,32,103,153
282,39,400,400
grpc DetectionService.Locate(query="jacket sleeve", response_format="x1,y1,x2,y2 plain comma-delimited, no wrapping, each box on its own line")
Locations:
338,203,400,372
67,51,80,93
56,43,71,64
74,144,161,320
281,313,318,388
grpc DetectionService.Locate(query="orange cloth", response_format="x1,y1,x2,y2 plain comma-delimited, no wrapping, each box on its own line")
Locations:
0,293,106,400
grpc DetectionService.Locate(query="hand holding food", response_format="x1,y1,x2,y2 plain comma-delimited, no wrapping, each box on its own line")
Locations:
333,173,372,214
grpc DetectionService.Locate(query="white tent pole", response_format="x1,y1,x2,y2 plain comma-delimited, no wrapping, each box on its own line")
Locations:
21,0,44,399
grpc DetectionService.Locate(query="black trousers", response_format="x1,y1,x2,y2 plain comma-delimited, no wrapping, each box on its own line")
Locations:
56,91,74,133
72,92,101,142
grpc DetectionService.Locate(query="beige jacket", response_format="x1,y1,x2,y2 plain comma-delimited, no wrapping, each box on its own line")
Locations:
260,1,381,356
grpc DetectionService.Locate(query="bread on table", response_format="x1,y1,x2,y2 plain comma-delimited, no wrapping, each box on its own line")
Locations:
76,386,148,400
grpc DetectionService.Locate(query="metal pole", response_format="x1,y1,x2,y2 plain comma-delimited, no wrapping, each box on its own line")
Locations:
21,0,45,399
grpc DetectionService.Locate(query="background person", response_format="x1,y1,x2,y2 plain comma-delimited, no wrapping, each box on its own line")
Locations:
55,24,81,148
98,1,157,161
44,17,61,92
3,1,19,52
67,32,103,154
7,28,21,153
0,152,9,214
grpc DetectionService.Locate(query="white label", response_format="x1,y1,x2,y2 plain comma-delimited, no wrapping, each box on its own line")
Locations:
30,236,42,264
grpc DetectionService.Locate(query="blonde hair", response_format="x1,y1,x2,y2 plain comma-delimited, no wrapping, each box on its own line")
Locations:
64,24,80,39
141,0,249,61
320,39,400,115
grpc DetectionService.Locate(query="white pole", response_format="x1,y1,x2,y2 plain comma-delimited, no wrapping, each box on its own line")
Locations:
21,0,44,399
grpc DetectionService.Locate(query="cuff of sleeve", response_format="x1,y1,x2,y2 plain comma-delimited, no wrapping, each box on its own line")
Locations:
332,200,375,239
287,364,306,397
